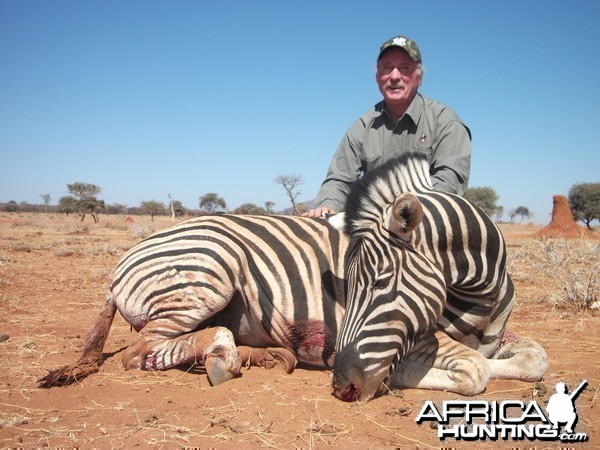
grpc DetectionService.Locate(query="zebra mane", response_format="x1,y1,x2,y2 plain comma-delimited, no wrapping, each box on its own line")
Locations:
343,152,434,236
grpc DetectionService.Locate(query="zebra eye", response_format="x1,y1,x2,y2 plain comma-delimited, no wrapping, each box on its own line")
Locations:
373,274,393,290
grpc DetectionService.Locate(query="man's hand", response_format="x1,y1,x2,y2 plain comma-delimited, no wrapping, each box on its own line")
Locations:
302,206,336,218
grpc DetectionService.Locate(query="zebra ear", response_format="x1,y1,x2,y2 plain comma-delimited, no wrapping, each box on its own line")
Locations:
389,193,423,239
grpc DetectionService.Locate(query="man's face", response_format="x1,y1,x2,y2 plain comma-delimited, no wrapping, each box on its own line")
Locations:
376,48,422,110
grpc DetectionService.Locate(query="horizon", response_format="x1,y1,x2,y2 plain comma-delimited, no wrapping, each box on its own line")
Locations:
1,1,599,225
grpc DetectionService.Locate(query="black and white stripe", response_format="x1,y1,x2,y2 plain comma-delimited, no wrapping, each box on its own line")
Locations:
332,152,516,401
109,214,350,368
40,152,546,400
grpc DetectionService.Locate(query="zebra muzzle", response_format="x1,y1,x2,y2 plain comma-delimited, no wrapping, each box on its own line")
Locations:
338,381,362,402
332,375,389,403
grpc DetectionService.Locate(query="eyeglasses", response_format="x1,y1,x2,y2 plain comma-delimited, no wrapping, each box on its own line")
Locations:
377,63,416,77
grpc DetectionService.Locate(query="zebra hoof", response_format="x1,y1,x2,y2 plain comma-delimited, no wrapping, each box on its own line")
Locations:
204,343,242,386
264,347,297,374
205,353,241,386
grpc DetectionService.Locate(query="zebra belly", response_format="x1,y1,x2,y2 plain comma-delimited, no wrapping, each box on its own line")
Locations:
286,320,336,368
216,296,280,348
217,302,336,368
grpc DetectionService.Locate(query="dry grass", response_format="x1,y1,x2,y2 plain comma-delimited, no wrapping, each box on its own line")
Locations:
508,236,600,312
1,213,600,447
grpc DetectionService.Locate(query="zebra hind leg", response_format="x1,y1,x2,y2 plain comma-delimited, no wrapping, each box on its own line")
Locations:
122,322,242,386
38,292,118,388
488,333,548,382
390,331,491,396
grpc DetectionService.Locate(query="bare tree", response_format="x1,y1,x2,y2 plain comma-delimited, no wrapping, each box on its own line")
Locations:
140,200,166,221
168,193,175,223
275,174,303,215
40,193,51,213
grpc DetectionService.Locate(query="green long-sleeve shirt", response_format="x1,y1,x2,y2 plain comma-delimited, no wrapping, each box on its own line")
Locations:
315,94,471,212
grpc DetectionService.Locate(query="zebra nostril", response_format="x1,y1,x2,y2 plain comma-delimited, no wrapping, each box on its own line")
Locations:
340,382,361,402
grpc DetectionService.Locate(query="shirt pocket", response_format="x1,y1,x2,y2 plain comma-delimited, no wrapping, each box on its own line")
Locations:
408,130,432,158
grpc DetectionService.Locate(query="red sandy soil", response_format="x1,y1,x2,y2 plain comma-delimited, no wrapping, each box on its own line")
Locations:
0,213,598,448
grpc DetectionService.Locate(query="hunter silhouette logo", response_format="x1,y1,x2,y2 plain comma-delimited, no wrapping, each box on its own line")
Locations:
546,380,587,434
416,380,589,442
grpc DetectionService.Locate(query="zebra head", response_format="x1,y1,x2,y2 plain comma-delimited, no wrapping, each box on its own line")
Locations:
332,157,446,402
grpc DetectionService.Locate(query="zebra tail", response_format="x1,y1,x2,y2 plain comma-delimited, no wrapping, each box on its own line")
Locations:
38,291,118,388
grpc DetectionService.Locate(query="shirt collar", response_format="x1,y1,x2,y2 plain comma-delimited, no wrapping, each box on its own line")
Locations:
378,93,423,125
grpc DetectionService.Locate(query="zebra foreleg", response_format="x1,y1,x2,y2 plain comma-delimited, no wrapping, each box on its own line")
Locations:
390,331,490,396
122,322,242,386
488,335,548,382
237,346,297,373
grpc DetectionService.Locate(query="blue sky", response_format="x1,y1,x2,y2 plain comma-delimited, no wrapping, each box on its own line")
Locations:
1,1,599,223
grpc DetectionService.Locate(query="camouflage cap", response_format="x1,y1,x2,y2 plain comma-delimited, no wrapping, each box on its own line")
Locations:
378,35,421,63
